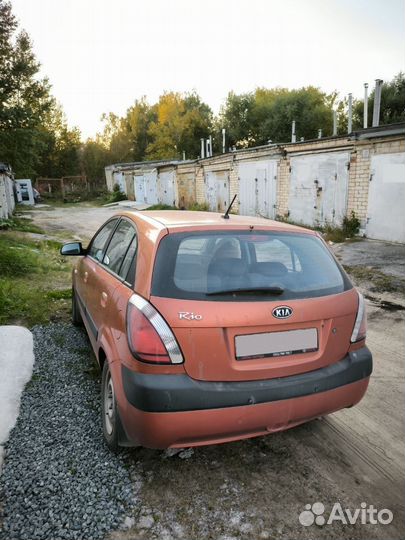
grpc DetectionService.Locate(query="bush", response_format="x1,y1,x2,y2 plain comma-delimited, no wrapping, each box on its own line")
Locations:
189,202,209,211
107,184,127,203
342,211,360,238
145,204,178,210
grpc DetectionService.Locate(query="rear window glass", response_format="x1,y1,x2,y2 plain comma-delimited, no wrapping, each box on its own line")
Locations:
151,231,351,301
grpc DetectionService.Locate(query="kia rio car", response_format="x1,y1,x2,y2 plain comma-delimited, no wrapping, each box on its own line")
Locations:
61,211,372,451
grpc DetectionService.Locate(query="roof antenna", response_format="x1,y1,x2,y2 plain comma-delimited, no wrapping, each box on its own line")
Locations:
222,194,237,219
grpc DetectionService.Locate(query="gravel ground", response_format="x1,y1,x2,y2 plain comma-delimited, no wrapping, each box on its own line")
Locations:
0,324,135,540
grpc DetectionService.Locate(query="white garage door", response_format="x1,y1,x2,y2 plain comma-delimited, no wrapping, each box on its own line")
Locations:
144,169,158,205
158,170,175,206
206,171,230,212
366,153,405,243
205,171,230,212
134,174,145,202
238,160,277,218
288,152,349,227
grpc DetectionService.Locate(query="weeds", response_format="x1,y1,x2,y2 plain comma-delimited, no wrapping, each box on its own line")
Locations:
106,184,127,204
145,204,178,210
0,231,72,325
0,216,44,234
189,202,209,211
278,211,361,243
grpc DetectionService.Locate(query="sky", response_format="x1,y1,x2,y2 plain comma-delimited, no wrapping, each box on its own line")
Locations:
10,0,405,140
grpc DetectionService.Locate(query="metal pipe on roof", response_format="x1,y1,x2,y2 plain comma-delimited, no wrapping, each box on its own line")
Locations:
209,135,213,157
348,93,353,134
372,79,383,127
200,138,205,159
206,139,209,158
333,110,337,136
222,128,226,153
363,83,369,129
318,129,322,139
291,120,296,143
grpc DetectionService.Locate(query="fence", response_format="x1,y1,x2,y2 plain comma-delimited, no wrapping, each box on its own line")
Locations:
36,176,91,199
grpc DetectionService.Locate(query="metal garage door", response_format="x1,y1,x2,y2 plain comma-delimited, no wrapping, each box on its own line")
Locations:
177,173,196,208
288,152,349,227
239,160,277,218
366,153,405,243
158,170,175,206
144,169,158,205
206,171,230,212
134,174,145,202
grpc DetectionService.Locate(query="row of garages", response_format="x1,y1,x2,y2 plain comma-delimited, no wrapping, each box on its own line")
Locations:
105,123,405,243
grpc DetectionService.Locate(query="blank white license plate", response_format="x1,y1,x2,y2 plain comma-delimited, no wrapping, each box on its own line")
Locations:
235,328,318,360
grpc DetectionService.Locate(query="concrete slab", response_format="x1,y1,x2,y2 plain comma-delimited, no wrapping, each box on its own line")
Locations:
0,326,34,472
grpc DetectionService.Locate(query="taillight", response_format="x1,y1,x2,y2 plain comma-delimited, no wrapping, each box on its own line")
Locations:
351,292,367,343
126,294,183,364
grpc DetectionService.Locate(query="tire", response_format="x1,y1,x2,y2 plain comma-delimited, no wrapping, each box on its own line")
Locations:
72,288,83,326
101,361,121,451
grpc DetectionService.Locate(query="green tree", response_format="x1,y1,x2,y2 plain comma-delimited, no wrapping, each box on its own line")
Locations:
218,91,255,149
0,1,82,178
146,92,212,160
79,138,110,183
37,101,81,178
126,97,156,161
219,86,339,147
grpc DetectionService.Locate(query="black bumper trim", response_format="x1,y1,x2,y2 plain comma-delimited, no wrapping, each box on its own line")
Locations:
122,347,372,413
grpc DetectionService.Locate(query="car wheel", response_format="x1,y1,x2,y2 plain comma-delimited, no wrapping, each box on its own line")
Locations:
101,361,121,451
72,288,83,326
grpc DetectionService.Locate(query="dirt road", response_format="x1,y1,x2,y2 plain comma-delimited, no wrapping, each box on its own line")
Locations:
26,204,405,539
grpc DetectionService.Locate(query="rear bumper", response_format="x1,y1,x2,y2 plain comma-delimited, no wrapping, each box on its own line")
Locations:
122,347,372,412
119,348,372,448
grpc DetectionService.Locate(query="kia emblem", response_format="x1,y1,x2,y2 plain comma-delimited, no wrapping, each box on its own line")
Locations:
272,306,293,319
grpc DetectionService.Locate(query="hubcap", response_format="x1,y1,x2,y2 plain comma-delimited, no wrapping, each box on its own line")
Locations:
104,372,115,436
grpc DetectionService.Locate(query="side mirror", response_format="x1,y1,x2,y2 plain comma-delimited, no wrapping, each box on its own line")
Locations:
60,242,86,256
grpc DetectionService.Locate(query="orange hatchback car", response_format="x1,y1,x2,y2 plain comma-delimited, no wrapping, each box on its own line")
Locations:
61,211,372,450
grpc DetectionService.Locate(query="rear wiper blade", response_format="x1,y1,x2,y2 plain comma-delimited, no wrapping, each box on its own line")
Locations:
206,286,285,296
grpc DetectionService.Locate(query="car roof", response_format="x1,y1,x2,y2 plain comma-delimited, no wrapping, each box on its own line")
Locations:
121,210,314,234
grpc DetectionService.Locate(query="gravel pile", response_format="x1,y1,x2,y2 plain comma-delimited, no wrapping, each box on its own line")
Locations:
0,324,135,540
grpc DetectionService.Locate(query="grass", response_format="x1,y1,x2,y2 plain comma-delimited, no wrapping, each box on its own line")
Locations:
144,202,211,211
0,216,45,234
0,231,73,326
277,211,361,244
343,265,405,294
145,204,178,210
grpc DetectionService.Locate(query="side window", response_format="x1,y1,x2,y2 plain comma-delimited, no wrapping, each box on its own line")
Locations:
88,219,118,262
119,235,138,285
103,220,136,275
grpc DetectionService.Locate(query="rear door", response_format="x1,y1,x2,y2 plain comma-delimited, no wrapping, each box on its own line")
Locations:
150,230,357,382
85,219,137,340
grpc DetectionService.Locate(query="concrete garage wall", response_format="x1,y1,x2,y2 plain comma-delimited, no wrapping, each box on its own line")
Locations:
105,123,405,243
0,174,15,219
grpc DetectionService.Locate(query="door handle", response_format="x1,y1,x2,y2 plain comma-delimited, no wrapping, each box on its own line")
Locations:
101,291,108,308
84,271,88,283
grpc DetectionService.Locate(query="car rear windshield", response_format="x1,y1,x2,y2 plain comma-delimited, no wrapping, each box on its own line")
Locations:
151,230,352,301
